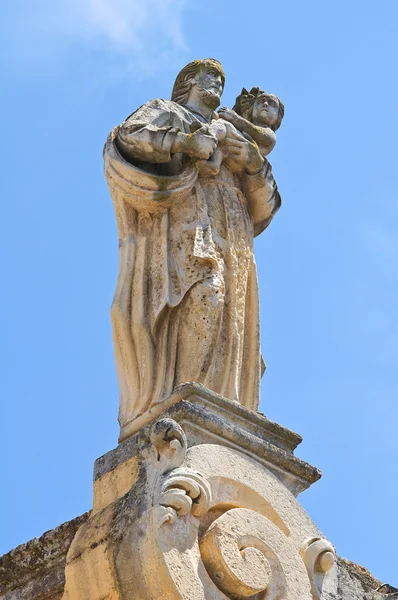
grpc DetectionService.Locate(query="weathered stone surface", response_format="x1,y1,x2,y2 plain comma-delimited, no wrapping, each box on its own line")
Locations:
337,557,398,599
105,58,283,440
94,383,321,497
60,386,397,599
57,397,340,600
0,513,89,599
2,519,395,599
2,406,396,600
1,528,393,600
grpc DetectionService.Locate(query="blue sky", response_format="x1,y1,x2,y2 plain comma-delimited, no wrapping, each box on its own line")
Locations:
1,0,397,586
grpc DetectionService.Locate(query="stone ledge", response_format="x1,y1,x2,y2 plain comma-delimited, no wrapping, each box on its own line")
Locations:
119,382,303,451
95,383,321,496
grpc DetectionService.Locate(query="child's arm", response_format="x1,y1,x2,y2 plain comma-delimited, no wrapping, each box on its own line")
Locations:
218,108,276,155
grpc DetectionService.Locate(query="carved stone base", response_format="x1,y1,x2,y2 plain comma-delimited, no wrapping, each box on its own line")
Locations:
106,383,321,498
61,384,338,600
1,385,393,597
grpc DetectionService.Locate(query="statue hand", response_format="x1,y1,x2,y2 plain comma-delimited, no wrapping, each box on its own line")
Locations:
172,129,218,160
218,107,239,122
191,128,218,160
225,130,264,175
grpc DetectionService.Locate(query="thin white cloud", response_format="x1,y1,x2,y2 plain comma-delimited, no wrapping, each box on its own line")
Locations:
4,0,188,74
47,0,186,50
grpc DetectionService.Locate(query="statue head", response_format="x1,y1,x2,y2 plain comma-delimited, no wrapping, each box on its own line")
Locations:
171,59,225,110
233,87,284,131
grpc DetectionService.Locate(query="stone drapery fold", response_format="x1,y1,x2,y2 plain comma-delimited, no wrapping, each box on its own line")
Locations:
104,100,281,440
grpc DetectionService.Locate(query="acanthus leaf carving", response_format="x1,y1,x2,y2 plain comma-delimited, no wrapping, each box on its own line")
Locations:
160,470,212,523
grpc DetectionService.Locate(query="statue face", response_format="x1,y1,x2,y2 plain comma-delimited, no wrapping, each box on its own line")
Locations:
252,95,279,127
189,64,224,109
195,65,223,96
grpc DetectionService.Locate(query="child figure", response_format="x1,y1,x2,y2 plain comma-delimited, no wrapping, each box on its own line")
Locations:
194,86,284,176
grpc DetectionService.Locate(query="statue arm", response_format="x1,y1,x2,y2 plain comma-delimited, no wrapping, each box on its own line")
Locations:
103,100,203,213
225,132,281,232
242,159,281,236
219,108,276,155
116,99,218,165
116,100,180,164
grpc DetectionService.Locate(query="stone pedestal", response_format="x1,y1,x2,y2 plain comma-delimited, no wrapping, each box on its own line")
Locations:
1,384,396,598
61,384,338,600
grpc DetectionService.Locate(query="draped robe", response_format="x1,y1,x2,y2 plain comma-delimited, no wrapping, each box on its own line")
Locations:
104,99,281,441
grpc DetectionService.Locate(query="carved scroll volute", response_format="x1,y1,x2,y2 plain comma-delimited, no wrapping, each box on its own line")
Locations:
200,508,312,600
300,537,336,600
117,418,214,600
62,419,337,600
149,418,187,473
116,423,335,600
146,418,212,524
122,419,314,599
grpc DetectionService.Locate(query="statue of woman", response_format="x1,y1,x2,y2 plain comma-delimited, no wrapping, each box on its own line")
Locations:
104,59,281,441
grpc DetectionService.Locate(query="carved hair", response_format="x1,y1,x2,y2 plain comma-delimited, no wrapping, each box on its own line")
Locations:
233,87,285,131
171,59,226,106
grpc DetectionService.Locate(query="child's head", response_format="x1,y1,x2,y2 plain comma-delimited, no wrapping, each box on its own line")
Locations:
233,87,284,131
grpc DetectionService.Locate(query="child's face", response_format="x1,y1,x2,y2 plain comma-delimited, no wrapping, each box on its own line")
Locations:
252,95,279,128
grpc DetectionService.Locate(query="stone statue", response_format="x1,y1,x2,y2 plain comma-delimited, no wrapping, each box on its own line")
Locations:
1,57,383,600
104,58,282,441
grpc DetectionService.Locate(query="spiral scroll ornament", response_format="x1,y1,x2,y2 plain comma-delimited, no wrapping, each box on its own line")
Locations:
130,424,333,600
300,537,336,600
149,418,187,472
199,508,313,600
